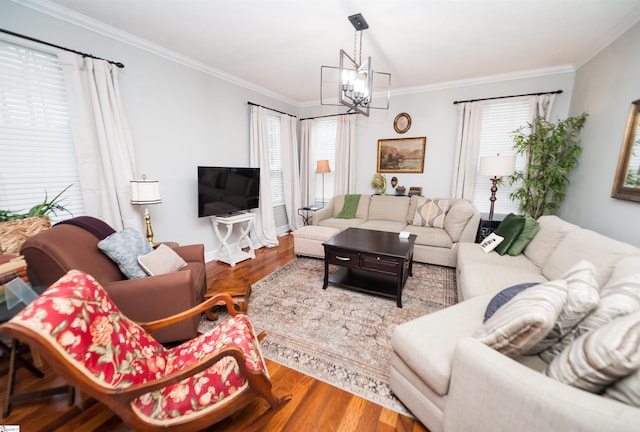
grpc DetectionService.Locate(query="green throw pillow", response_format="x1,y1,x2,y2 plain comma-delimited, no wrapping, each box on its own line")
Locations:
493,213,526,255
507,215,540,256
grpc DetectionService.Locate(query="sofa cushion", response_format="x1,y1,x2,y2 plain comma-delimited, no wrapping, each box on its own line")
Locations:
542,228,640,287
368,195,410,223
318,218,367,230
358,220,408,233
494,213,526,255
391,294,491,396
523,215,579,268
546,312,640,393
404,225,454,248
443,200,475,242
507,215,540,256
97,228,152,279
138,244,187,276
473,279,568,357
412,198,450,228
483,282,538,321
527,260,600,355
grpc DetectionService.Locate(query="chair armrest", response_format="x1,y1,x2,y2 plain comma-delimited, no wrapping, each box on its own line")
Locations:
138,294,238,333
443,338,640,432
172,244,205,263
311,206,332,225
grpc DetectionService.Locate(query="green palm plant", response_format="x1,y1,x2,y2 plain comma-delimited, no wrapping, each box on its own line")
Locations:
0,185,73,222
508,113,588,219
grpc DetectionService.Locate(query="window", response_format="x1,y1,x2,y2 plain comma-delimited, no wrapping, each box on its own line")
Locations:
266,114,285,206
0,40,85,223
313,118,337,204
473,99,530,216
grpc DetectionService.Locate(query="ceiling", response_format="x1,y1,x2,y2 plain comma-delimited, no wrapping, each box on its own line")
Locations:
40,0,640,105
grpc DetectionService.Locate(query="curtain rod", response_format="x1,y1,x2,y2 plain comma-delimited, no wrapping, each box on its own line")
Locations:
300,112,358,121
247,102,296,118
0,28,125,68
452,89,563,105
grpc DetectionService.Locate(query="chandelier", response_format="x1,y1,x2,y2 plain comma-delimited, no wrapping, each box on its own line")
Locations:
321,13,390,117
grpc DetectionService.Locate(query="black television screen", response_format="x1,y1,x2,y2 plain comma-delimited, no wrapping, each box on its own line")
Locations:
197,166,260,217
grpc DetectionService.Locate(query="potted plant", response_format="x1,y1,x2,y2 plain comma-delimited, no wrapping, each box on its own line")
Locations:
371,173,387,195
508,113,588,219
0,185,73,254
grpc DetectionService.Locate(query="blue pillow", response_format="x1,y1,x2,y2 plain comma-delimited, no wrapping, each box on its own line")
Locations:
98,228,152,279
484,282,539,322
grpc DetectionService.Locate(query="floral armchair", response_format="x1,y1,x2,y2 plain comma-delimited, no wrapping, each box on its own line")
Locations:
0,270,290,431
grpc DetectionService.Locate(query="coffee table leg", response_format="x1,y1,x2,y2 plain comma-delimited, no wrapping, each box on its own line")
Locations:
323,255,329,289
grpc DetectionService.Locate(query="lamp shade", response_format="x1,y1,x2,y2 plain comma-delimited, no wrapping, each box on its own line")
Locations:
316,160,331,174
130,179,162,205
479,154,516,177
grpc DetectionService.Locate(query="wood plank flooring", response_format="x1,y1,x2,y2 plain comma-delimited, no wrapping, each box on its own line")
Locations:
0,233,428,431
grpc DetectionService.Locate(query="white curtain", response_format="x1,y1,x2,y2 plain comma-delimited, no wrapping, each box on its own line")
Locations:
334,114,357,194
530,94,556,124
249,106,279,248
299,119,314,207
58,52,140,232
280,114,303,230
451,101,484,199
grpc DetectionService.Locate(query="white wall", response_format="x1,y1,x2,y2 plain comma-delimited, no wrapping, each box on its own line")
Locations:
560,21,640,247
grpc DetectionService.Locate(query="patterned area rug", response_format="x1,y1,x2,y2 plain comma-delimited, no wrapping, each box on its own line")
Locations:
199,257,457,416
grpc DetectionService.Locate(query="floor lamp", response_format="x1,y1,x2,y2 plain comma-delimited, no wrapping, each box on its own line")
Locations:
316,160,331,205
130,175,162,247
479,154,516,221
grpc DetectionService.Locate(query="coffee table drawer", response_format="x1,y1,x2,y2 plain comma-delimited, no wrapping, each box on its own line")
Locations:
326,248,360,268
360,253,400,274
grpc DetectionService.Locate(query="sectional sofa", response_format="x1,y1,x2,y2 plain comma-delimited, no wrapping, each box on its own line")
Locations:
391,215,640,432
311,194,480,267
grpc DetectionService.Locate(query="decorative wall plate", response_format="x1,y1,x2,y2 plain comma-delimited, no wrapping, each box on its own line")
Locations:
394,112,412,134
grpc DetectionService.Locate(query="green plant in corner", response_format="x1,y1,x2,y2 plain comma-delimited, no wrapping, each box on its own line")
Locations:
0,184,74,222
508,113,588,219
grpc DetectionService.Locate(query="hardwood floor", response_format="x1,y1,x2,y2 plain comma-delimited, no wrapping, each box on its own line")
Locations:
0,233,428,431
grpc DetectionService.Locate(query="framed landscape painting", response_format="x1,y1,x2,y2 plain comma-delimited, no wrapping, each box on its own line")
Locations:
377,137,426,173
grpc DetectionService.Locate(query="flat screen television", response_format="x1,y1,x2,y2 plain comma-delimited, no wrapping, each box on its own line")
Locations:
197,166,260,217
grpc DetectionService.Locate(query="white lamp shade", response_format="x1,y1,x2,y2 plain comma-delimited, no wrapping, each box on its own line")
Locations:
479,154,516,177
130,180,162,204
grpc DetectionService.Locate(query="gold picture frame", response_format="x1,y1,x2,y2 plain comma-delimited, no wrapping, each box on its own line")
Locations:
377,137,426,173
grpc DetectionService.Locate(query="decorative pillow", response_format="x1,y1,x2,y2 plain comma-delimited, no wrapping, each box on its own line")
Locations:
483,282,539,321
526,260,600,355
473,279,567,357
479,232,504,253
493,213,526,256
507,215,540,256
138,244,186,276
605,367,640,407
546,312,640,393
412,198,450,228
97,228,152,279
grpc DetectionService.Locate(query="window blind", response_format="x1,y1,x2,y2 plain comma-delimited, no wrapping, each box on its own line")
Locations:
0,40,85,222
473,99,530,216
266,114,285,206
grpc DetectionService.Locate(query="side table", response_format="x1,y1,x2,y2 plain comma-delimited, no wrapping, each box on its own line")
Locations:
210,212,256,267
297,204,324,226
475,218,502,243
203,278,252,320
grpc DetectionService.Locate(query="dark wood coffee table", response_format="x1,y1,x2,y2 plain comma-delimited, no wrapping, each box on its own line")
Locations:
322,228,417,308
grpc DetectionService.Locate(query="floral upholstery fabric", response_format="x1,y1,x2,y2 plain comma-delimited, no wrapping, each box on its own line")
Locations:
9,270,268,425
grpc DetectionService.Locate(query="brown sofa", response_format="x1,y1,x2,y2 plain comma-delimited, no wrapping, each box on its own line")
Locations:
20,217,207,343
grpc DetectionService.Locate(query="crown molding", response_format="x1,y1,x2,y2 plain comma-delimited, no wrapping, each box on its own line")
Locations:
12,0,299,107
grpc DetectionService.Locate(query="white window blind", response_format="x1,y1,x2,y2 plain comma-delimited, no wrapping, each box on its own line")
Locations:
0,40,85,223
313,118,337,204
266,114,285,206
473,99,530,216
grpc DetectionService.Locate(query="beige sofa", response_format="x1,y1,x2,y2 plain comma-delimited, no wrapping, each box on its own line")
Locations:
312,194,480,267
391,215,640,432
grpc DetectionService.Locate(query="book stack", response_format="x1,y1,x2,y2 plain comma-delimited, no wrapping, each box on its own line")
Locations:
0,255,29,304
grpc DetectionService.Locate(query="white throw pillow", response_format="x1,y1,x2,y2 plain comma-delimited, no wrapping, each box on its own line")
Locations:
479,232,504,253
138,244,186,276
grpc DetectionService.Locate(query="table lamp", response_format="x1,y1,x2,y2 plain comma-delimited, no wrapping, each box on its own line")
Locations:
479,153,516,221
316,160,331,205
130,175,162,246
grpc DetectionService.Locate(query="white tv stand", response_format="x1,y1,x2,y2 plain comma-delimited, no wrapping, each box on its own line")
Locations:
209,212,256,267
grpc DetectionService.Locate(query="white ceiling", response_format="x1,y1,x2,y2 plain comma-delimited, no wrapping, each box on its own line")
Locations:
38,0,640,105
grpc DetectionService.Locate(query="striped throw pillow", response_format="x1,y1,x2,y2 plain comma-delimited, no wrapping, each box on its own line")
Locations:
546,312,640,393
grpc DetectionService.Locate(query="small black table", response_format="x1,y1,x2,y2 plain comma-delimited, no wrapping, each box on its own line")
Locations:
298,204,324,226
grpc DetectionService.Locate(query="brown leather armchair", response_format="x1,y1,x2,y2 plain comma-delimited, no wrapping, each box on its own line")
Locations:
20,217,207,343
